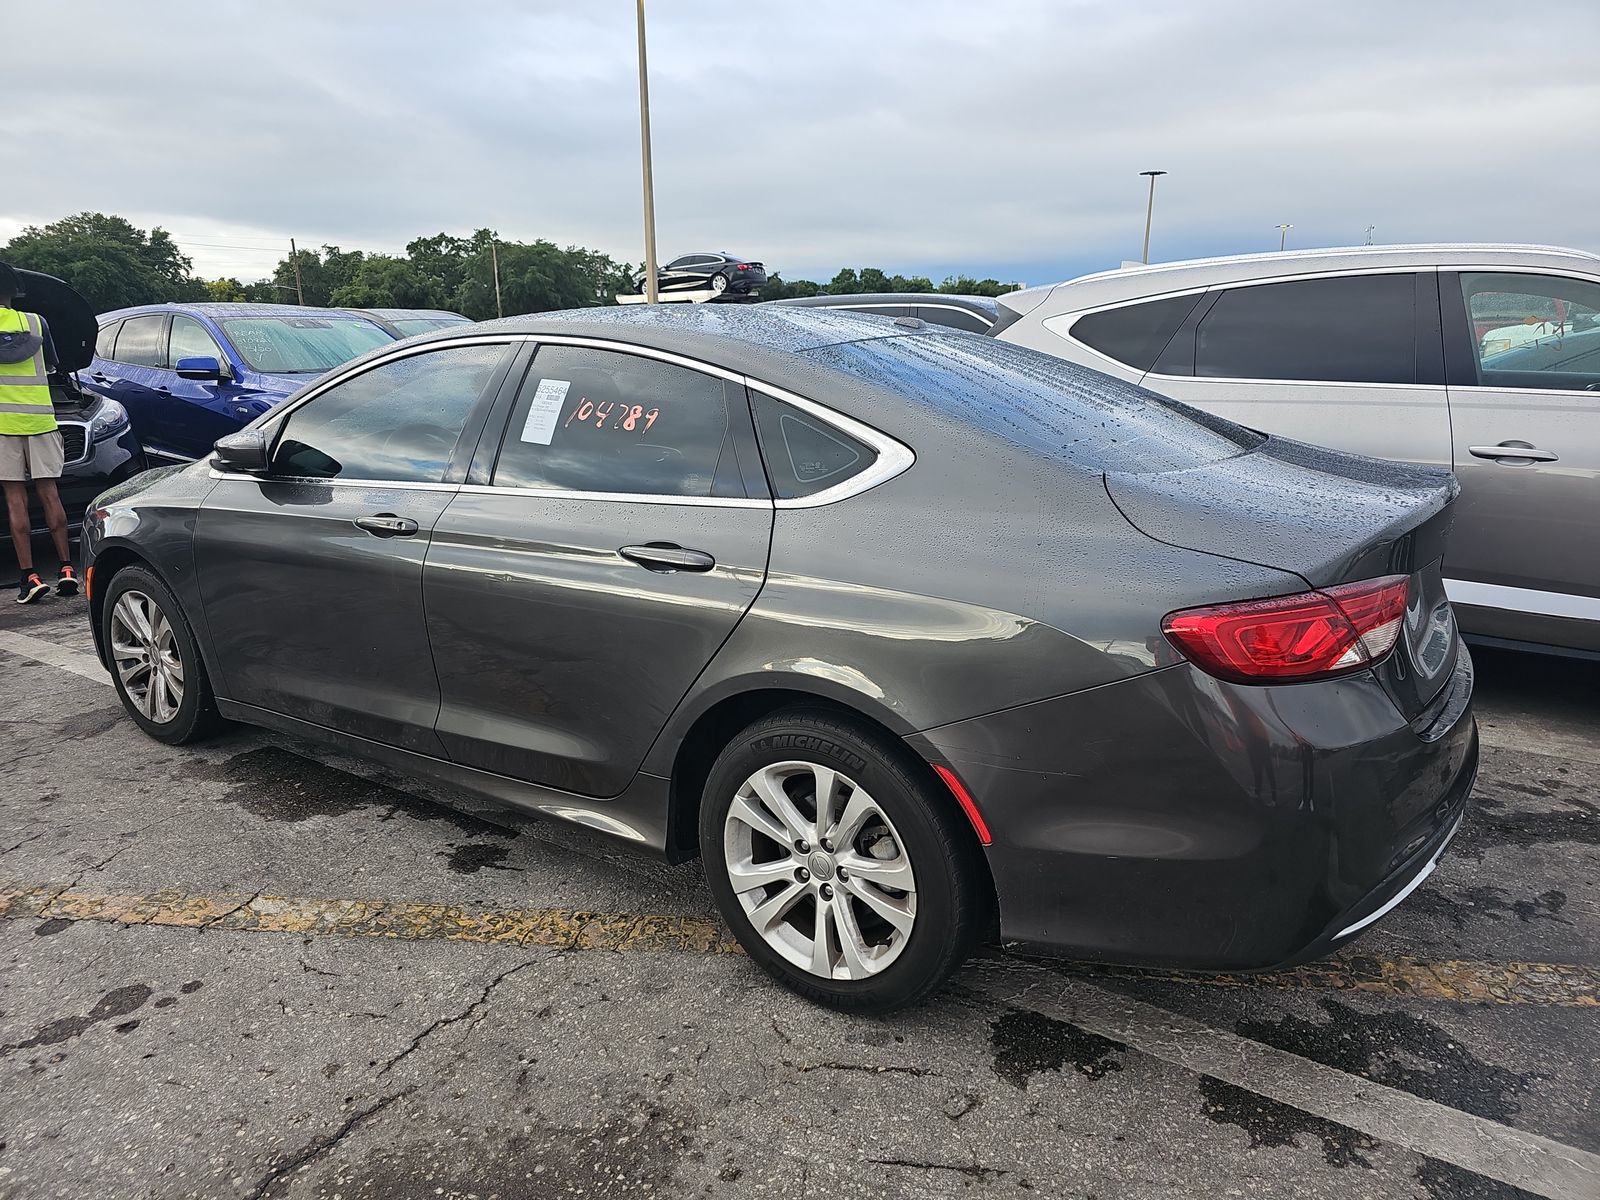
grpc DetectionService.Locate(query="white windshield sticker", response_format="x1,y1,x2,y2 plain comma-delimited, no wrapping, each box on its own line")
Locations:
519,379,571,446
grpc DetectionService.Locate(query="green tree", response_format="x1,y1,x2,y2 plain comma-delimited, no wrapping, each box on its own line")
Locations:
266,244,365,306
2,211,204,310
329,255,446,310
938,275,1020,297
203,277,248,303
826,267,861,295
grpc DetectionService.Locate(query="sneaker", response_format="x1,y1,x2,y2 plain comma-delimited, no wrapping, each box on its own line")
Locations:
56,565,79,596
16,573,50,604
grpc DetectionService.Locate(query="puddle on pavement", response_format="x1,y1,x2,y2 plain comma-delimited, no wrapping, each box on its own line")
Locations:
989,1007,1127,1088
1197,1075,1377,1167
1406,886,1569,929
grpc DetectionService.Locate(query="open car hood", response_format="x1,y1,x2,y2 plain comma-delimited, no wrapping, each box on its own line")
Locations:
15,269,97,373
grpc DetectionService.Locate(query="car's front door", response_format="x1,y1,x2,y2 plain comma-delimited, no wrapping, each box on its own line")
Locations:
1441,270,1600,649
423,341,773,795
164,315,250,460
194,341,515,752
1137,271,1452,468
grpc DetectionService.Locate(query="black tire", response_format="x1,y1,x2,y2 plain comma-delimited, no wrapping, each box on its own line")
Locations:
699,707,989,1013
100,565,223,745
709,271,728,294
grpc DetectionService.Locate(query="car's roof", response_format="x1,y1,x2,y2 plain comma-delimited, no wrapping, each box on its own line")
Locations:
773,293,1000,318
351,308,468,321
98,302,389,322
1000,243,1600,317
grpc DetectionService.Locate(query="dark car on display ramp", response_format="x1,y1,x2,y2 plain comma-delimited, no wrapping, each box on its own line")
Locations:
80,305,1477,1011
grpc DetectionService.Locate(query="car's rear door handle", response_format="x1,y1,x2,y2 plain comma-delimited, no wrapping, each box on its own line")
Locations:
354,513,419,538
90,372,109,382
619,543,715,573
1468,444,1558,463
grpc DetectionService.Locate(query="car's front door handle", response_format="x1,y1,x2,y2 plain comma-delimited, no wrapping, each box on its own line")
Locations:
354,513,419,538
1468,444,1558,463
619,543,715,573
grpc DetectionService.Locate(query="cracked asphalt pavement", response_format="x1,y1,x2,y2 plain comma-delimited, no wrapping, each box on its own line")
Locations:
1,557,1597,1200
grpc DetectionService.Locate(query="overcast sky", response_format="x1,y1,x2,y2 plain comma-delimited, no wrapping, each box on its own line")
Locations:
7,1,1597,287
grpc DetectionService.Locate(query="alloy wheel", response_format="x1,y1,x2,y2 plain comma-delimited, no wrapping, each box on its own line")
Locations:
109,590,185,724
723,760,917,980
710,273,728,294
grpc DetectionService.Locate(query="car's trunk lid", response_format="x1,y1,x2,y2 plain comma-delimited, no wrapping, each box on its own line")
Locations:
15,269,96,373
1106,434,1462,717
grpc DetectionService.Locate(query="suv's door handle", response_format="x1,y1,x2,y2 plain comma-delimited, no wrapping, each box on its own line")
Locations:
354,513,419,538
619,543,715,573
90,372,108,382
1468,444,1558,463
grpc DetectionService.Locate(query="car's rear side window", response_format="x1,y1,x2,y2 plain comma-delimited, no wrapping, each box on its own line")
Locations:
751,391,877,499
1193,274,1417,383
95,320,122,360
492,346,739,498
1067,293,1202,372
113,315,166,367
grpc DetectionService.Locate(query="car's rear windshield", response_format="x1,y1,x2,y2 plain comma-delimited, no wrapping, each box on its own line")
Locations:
805,330,1262,474
219,316,394,374
390,317,470,337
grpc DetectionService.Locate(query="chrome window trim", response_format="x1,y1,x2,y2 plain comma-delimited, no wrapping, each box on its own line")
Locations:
244,330,913,509
743,378,915,509
456,483,769,509
1444,578,1600,623
207,468,460,492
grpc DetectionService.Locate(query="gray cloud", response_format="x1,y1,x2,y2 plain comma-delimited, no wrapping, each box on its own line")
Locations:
7,0,1597,285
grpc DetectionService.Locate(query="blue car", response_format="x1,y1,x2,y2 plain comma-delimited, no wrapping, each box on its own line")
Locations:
84,303,395,463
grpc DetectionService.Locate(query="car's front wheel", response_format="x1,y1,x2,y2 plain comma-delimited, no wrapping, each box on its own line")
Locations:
700,708,988,1012
101,565,222,745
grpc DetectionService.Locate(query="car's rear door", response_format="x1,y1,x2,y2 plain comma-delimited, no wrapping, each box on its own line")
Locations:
1441,269,1600,650
1132,271,1451,468
194,339,517,753
423,339,773,796
101,313,176,458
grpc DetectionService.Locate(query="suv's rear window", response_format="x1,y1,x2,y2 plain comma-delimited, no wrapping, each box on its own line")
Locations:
805,331,1261,474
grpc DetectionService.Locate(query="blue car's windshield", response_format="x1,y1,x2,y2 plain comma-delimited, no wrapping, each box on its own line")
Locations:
219,316,393,374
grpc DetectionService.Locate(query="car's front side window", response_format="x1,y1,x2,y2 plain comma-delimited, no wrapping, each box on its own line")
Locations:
269,343,508,483
169,316,224,365
1461,272,1600,391
491,346,737,498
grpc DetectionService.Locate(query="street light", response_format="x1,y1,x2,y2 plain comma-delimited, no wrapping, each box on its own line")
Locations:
636,0,660,304
1277,223,1293,252
1139,170,1166,265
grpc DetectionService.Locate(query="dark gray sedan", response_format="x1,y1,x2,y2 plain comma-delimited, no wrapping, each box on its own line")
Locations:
80,307,1477,1011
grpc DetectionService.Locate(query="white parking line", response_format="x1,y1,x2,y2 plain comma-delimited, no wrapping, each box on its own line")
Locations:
0,630,109,686
971,966,1600,1200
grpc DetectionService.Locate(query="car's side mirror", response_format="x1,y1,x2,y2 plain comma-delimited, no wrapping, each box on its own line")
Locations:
212,429,270,475
175,355,224,382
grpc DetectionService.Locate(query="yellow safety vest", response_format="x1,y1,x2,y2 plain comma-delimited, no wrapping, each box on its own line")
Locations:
0,307,57,436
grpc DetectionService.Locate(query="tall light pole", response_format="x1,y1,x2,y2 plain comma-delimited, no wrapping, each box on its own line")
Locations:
1277,223,1293,251
636,0,660,304
1139,170,1166,265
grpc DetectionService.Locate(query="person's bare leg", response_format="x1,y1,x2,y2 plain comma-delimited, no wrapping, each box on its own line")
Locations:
3,481,33,573
34,478,71,566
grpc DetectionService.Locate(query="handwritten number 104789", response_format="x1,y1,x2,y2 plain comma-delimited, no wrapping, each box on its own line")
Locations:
563,397,660,433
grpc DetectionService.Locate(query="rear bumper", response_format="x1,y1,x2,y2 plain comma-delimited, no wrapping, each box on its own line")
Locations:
908,646,1477,972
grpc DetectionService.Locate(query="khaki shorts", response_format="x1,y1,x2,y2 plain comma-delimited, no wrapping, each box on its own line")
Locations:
0,430,65,482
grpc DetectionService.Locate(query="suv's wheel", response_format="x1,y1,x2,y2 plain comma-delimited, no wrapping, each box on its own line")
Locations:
700,709,987,1012
101,565,222,745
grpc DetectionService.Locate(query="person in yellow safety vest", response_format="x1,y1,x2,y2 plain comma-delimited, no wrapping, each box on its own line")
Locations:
0,262,79,603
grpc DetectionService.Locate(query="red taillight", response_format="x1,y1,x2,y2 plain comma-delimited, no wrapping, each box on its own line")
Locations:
1162,575,1410,683
735,263,753,271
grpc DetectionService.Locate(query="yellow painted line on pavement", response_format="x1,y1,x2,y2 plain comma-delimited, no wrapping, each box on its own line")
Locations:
3,882,1597,1007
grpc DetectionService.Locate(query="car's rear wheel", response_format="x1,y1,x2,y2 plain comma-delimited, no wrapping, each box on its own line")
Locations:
102,565,222,745
709,272,728,295
700,708,987,1012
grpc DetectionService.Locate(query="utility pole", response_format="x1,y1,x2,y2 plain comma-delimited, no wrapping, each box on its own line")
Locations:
636,0,660,303
1277,223,1293,252
289,238,305,305
1139,170,1166,265
491,239,503,318
1364,224,1376,246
